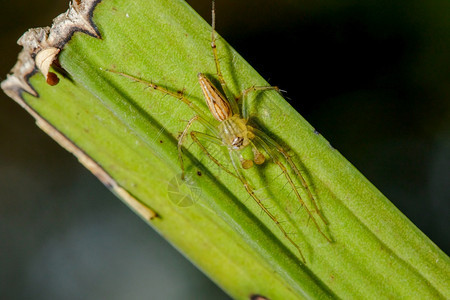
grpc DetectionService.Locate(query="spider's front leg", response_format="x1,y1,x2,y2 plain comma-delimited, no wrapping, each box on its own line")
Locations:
236,86,281,120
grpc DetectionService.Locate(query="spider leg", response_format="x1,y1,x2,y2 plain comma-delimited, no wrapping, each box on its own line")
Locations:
227,148,306,263
252,134,332,243
104,69,216,131
237,86,280,120
252,127,328,226
190,131,237,179
210,1,239,115
178,116,201,180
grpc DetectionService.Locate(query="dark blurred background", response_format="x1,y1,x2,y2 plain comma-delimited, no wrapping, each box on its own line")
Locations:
1,0,448,299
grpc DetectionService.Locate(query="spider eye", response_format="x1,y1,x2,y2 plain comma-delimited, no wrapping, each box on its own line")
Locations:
232,137,244,148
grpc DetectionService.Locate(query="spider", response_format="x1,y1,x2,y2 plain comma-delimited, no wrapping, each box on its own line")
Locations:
107,0,330,262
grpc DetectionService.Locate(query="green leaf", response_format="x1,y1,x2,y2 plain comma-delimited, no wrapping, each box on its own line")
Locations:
3,0,449,299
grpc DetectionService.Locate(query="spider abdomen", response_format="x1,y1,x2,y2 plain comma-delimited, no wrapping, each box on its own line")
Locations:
198,73,231,121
